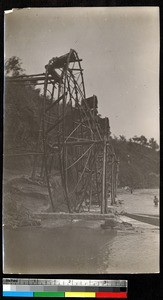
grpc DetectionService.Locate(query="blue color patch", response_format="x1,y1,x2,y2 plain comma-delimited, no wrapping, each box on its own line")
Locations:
3,291,33,297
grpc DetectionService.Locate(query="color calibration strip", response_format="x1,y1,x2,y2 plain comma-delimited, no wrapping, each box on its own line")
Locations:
3,279,128,298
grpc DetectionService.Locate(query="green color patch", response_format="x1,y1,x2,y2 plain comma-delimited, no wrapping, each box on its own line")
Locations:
34,291,65,297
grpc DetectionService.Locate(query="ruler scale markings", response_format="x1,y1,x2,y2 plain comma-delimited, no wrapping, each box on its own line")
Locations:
3,278,128,298
3,278,127,286
3,286,126,293
3,279,127,286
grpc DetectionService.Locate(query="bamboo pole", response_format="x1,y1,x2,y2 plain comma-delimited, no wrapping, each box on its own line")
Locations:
42,68,55,211
31,96,44,180
113,159,116,200
104,142,108,214
111,155,115,205
101,136,107,214
95,160,100,207
89,175,93,212
115,157,120,197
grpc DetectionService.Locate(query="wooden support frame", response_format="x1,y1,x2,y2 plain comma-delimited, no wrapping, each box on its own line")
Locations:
5,49,118,214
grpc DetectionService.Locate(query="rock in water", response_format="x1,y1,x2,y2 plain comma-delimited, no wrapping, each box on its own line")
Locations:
122,221,133,227
101,218,117,229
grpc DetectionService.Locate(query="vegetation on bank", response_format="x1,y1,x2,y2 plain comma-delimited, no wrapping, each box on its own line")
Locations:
4,56,159,189
110,135,159,189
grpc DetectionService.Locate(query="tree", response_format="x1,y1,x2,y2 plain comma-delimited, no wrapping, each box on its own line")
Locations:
4,56,42,151
140,135,148,146
113,135,119,141
5,56,25,76
132,135,148,146
132,135,140,143
149,138,159,151
119,135,126,142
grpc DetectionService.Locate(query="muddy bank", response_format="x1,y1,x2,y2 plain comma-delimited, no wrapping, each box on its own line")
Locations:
3,174,64,228
3,174,119,228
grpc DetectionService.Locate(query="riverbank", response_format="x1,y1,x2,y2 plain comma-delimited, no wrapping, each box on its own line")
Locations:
3,171,159,274
3,221,117,274
3,216,159,274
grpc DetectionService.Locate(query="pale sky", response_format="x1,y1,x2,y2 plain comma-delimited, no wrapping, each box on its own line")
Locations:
4,7,160,142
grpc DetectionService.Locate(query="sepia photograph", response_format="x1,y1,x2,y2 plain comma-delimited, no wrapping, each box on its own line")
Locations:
3,7,159,274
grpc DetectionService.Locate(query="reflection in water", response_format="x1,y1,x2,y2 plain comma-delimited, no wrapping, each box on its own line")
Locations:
4,225,159,274
3,225,116,274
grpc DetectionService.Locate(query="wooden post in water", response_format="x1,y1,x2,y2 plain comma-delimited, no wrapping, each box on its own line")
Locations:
111,154,115,205
89,175,93,212
104,142,108,214
115,157,120,198
113,155,116,204
101,117,108,214
95,160,100,207
101,136,107,214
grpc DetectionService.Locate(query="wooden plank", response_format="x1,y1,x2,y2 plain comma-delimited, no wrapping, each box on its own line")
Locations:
6,76,49,82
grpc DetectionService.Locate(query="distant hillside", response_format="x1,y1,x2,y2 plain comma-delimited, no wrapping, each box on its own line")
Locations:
110,137,159,189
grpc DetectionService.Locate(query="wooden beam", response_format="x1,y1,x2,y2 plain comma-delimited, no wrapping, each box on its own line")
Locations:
45,93,66,112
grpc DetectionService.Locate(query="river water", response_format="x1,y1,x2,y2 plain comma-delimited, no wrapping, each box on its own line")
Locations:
105,188,159,273
117,188,159,216
3,189,159,274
